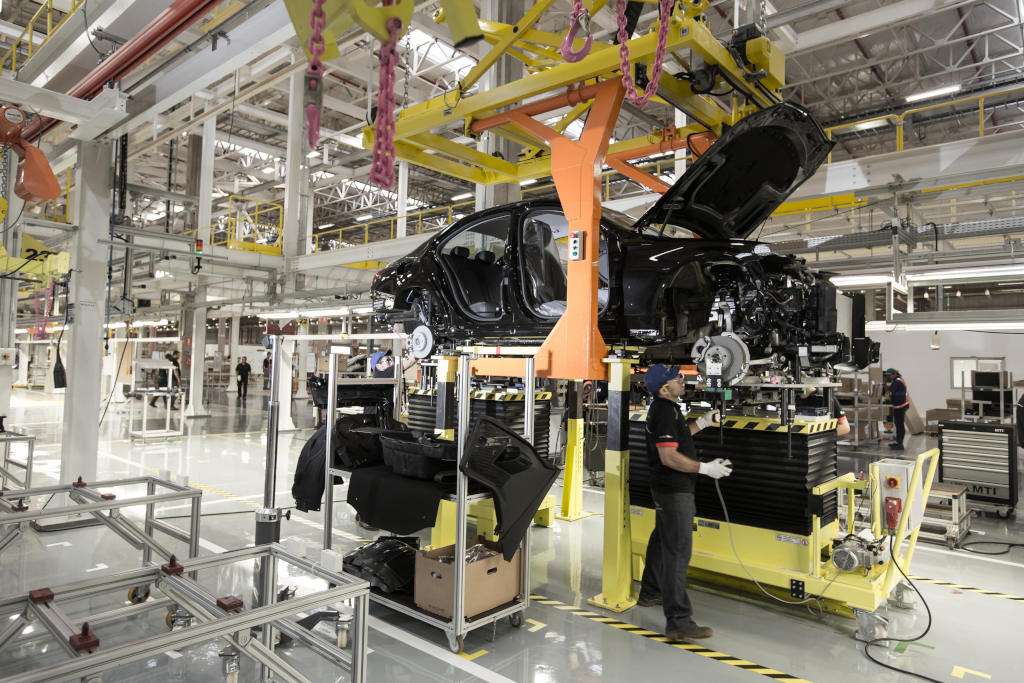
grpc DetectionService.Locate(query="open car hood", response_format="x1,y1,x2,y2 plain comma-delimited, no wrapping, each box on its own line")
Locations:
633,102,833,241
461,417,559,561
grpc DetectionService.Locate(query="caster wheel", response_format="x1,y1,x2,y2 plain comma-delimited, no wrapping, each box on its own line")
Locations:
447,636,464,654
996,509,1011,519
509,612,524,628
164,611,174,630
127,586,150,605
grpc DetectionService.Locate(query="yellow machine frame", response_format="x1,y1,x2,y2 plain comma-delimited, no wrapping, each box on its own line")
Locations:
213,195,284,256
593,406,941,615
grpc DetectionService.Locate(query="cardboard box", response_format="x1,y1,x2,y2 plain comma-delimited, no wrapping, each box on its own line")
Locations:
414,538,521,620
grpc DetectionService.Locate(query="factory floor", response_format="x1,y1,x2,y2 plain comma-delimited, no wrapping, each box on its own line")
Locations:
1,389,1022,682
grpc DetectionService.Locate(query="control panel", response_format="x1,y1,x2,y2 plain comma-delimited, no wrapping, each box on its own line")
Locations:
876,458,925,534
567,231,583,260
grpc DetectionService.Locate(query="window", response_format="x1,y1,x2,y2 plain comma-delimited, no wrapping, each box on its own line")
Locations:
438,213,511,319
520,210,609,318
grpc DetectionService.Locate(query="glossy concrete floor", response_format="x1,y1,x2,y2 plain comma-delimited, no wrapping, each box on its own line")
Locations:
1,388,1023,682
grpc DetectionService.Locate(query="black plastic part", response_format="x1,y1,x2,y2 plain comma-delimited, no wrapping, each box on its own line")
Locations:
343,537,419,594
380,432,457,480
790,580,805,599
461,417,560,561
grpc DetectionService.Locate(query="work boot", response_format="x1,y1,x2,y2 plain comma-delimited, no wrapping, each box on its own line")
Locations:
889,443,904,451
637,594,662,607
667,624,713,641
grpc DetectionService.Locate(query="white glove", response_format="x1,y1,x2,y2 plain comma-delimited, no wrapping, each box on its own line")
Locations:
695,410,722,431
699,458,733,479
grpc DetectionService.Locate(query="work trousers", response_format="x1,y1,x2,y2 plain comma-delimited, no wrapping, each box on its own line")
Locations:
893,406,907,446
237,379,249,399
640,490,697,632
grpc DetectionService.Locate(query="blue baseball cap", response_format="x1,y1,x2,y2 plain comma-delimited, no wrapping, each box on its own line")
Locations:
644,364,681,395
370,350,392,369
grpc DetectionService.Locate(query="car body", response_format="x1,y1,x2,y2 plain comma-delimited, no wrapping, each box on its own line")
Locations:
372,102,863,383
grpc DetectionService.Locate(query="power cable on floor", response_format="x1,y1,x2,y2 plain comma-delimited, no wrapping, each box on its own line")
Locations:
959,538,1024,555
861,535,942,683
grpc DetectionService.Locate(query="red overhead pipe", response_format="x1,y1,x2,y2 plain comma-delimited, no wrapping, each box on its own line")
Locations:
25,0,225,141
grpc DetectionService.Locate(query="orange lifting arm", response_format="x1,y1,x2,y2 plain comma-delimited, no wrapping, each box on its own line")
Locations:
0,107,61,203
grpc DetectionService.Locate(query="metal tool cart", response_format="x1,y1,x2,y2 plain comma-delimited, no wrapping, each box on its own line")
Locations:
939,420,1018,517
836,369,883,450
919,482,972,548
323,350,533,654
0,430,35,491
0,544,370,683
0,475,202,563
129,357,185,440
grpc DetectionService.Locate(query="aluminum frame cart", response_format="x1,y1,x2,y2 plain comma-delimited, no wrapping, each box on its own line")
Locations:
0,430,35,491
323,351,534,653
129,357,185,440
0,476,201,563
0,543,370,683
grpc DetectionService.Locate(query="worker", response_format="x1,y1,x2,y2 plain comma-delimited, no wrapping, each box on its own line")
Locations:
370,348,419,379
263,351,272,389
235,356,252,402
150,350,181,410
638,363,731,641
885,368,909,451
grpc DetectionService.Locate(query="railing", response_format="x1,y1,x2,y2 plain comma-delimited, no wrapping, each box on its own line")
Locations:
823,83,1024,162
2,0,86,73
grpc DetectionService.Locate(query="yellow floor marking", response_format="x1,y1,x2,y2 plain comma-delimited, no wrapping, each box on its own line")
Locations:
525,618,546,633
951,665,991,680
459,649,488,662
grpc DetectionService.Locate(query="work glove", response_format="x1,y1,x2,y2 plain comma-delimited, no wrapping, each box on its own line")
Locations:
695,410,722,431
699,458,733,479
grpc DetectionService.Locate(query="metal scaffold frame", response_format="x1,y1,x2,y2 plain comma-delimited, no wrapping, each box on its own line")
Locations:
0,475,201,561
0,543,370,683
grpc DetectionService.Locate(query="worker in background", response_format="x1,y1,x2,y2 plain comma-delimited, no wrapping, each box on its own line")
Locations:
638,364,731,641
263,351,272,389
370,348,418,379
885,368,909,451
235,356,252,402
150,350,181,410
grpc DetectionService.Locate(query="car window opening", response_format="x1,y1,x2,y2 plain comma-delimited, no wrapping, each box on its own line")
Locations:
439,213,510,320
520,211,610,318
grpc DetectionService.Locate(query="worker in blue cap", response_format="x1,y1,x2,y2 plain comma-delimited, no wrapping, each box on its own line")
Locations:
638,363,730,641
370,348,419,379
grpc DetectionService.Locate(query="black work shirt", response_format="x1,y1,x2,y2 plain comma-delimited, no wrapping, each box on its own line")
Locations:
645,397,697,494
236,362,252,381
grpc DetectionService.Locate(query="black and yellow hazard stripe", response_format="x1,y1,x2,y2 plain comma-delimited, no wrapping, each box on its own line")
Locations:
910,576,1024,603
529,594,811,682
629,408,837,434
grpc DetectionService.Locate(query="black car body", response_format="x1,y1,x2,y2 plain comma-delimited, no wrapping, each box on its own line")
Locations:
373,103,861,384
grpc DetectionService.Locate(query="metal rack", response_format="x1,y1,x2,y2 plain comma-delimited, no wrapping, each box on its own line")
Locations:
0,430,35,491
836,369,883,450
919,482,971,548
322,350,533,653
128,357,185,440
0,544,370,683
0,475,201,563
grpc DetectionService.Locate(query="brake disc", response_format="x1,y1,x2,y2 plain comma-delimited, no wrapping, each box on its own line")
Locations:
409,325,435,359
690,332,751,386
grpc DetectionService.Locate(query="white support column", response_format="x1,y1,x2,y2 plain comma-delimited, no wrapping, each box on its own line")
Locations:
283,57,308,290
0,149,24,418
226,314,241,395
185,117,216,418
396,160,409,238
60,140,112,484
276,337,298,431
294,321,310,399
674,109,688,180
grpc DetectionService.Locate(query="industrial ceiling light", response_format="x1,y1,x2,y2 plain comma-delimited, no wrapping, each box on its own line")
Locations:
923,290,929,299
261,166,276,175
257,310,298,320
956,289,962,297
930,331,941,350
829,274,894,287
906,264,1024,281
852,119,889,132
519,178,538,186
867,320,1024,331
356,214,374,221
451,192,473,201
985,288,991,296
905,84,961,103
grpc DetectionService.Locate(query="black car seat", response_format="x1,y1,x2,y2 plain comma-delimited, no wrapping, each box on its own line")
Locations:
522,219,568,316
468,250,502,317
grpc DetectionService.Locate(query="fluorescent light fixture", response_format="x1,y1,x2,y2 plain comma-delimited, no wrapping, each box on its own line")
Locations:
351,306,373,315
906,265,1024,282
905,84,961,103
867,320,1024,332
356,214,374,221
257,310,298,320
318,223,334,229
261,166,276,175
830,274,895,288
451,192,473,201
852,119,889,132
130,319,170,328
15,328,28,335
519,178,538,186
104,322,128,330
306,150,320,159
453,213,465,220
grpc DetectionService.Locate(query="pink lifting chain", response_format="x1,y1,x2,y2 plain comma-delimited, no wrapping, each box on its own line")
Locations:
368,0,403,189
305,0,327,149
560,0,593,62
616,0,674,107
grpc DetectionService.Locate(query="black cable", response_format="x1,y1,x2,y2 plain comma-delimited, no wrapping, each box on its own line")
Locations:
0,202,27,240
98,337,130,426
81,0,106,57
862,535,942,683
959,539,1024,556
